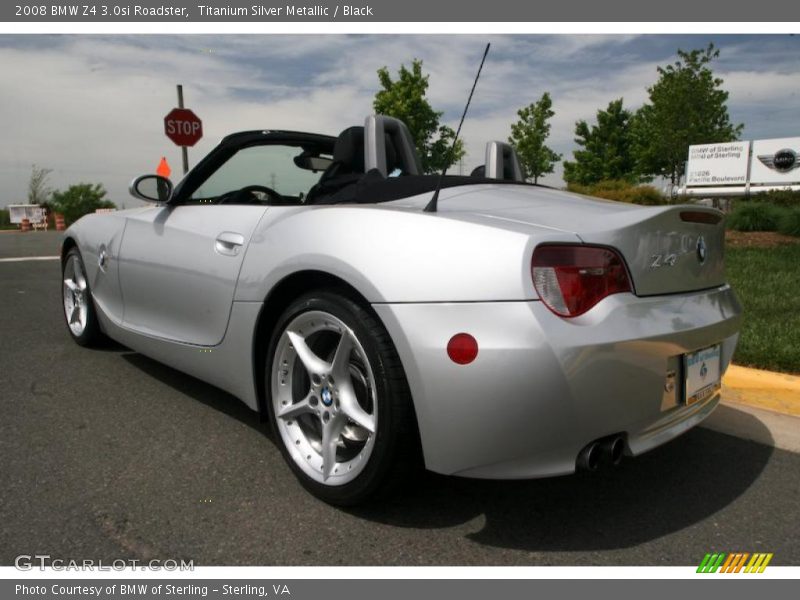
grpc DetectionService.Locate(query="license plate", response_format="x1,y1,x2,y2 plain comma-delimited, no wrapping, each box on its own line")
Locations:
684,344,722,406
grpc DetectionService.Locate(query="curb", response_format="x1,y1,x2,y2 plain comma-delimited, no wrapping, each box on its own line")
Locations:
722,364,800,417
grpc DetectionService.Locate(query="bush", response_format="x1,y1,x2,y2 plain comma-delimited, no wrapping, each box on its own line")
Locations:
567,179,667,205
50,183,115,225
751,188,800,208
0,209,10,228
778,207,800,237
726,202,786,232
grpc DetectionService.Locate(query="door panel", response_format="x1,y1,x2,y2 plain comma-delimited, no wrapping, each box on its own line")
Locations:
118,204,267,345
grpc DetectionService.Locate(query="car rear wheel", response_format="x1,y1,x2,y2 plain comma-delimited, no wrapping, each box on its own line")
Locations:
266,291,418,505
62,247,103,347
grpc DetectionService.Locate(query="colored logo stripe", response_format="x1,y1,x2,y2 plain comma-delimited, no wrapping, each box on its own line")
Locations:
719,553,749,573
697,552,773,573
745,553,773,573
697,553,726,573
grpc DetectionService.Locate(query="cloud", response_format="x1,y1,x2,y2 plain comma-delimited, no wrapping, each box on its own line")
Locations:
0,34,798,205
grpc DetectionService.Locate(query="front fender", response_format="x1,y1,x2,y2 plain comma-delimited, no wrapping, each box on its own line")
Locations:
63,213,128,325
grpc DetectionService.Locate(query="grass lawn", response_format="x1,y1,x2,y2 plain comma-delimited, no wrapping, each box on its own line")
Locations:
726,243,800,374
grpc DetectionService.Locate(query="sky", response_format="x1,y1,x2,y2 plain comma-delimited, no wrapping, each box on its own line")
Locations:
0,34,798,208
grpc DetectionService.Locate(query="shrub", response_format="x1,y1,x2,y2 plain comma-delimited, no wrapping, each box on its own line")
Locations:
752,188,800,208
726,202,786,232
50,183,115,225
778,207,800,237
567,179,667,205
0,209,10,228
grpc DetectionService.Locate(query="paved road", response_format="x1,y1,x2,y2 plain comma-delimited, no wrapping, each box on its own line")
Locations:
0,230,62,258
1,235,798,566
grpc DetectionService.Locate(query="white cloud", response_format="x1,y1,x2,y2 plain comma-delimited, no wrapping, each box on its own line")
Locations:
0,34,798,206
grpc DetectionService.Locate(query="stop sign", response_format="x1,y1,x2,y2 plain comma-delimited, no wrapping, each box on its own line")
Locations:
164,108,203,147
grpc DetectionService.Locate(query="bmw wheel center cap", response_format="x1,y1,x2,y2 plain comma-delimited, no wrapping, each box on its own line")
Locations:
321,387,333,407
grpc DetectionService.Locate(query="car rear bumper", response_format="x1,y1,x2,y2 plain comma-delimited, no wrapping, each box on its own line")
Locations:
372,284,742,478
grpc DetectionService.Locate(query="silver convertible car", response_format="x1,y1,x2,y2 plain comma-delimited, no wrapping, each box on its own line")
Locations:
62,115,741,505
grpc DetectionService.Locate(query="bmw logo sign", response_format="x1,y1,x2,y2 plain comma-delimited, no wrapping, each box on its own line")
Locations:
321,387,333,407
773,148,798,173
696,236,707,264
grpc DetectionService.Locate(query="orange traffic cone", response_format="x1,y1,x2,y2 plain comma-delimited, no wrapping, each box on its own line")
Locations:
156,157,172,178
55,213,66,231
20,218,31,232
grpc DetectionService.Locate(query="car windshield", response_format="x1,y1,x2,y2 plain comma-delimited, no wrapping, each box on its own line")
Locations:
190,144,331,204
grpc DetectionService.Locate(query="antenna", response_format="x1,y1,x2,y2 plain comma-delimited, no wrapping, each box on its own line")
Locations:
424,43,490,213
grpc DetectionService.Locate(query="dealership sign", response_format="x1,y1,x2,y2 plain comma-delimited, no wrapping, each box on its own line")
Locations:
683,136,800,196
751,137,800,184
685,142,749,186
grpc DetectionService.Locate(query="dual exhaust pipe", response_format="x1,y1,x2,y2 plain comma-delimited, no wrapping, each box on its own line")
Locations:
576,435,626,472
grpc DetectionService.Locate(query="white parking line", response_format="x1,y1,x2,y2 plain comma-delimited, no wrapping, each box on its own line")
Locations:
0,256,60,263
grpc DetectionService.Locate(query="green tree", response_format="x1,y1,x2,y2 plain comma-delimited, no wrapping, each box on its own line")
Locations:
508,92,562,184
631,44,743,187
563,98,636,186
27,164,53,205
373,59,464,173
51,183,115,225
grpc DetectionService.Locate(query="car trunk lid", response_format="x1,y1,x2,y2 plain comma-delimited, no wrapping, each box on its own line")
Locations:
400,184,727,297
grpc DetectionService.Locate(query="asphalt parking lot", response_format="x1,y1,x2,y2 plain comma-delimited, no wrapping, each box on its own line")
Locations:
1,231,799,566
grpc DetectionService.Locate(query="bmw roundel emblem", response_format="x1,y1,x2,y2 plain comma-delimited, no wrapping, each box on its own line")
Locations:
696,236,707,264
321,387,333,406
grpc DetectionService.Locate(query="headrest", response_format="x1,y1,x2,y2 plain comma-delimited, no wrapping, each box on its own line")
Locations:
333,126,365,173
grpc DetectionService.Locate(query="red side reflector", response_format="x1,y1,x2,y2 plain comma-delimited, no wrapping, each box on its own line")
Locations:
680,211,722,225
447,333,479,365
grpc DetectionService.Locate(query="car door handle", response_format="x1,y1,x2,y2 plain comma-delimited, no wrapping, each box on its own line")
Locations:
215,232,245,256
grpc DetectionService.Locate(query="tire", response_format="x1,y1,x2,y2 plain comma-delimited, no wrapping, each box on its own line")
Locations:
61,247,104,347
266,291,419,506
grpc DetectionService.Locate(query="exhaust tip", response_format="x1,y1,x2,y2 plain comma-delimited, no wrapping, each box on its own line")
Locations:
600,436,625,466
577,442,601,472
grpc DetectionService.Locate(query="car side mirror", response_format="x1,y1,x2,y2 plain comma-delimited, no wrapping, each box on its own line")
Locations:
129,174,173,203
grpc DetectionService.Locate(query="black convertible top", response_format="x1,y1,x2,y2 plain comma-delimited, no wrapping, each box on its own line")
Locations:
311,172,536,205
170,128,544,207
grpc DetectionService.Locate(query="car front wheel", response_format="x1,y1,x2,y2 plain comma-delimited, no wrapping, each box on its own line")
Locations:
266,291,418,505
62,247,103,347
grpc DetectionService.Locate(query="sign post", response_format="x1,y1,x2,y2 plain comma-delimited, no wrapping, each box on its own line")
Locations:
164,85,203,175
176,84,189,175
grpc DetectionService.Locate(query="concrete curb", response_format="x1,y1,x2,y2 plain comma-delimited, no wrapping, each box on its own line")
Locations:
722,364,800,417
700,366,800,453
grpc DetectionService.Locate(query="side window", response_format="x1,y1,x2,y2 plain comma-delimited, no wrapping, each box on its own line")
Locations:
190,144,330,204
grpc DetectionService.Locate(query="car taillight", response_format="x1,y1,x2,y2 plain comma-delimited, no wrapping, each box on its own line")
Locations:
531,245,632,317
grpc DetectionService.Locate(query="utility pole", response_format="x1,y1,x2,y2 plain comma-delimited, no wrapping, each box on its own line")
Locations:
177,84,189,175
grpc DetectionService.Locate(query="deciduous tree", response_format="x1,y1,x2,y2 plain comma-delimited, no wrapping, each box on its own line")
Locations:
631,44,743,187
27,164,53,205
373,59,465,173
563,99,636,186
508,92,562,184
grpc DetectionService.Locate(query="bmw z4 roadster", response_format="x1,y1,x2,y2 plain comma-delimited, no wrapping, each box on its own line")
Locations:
61,115,742,505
